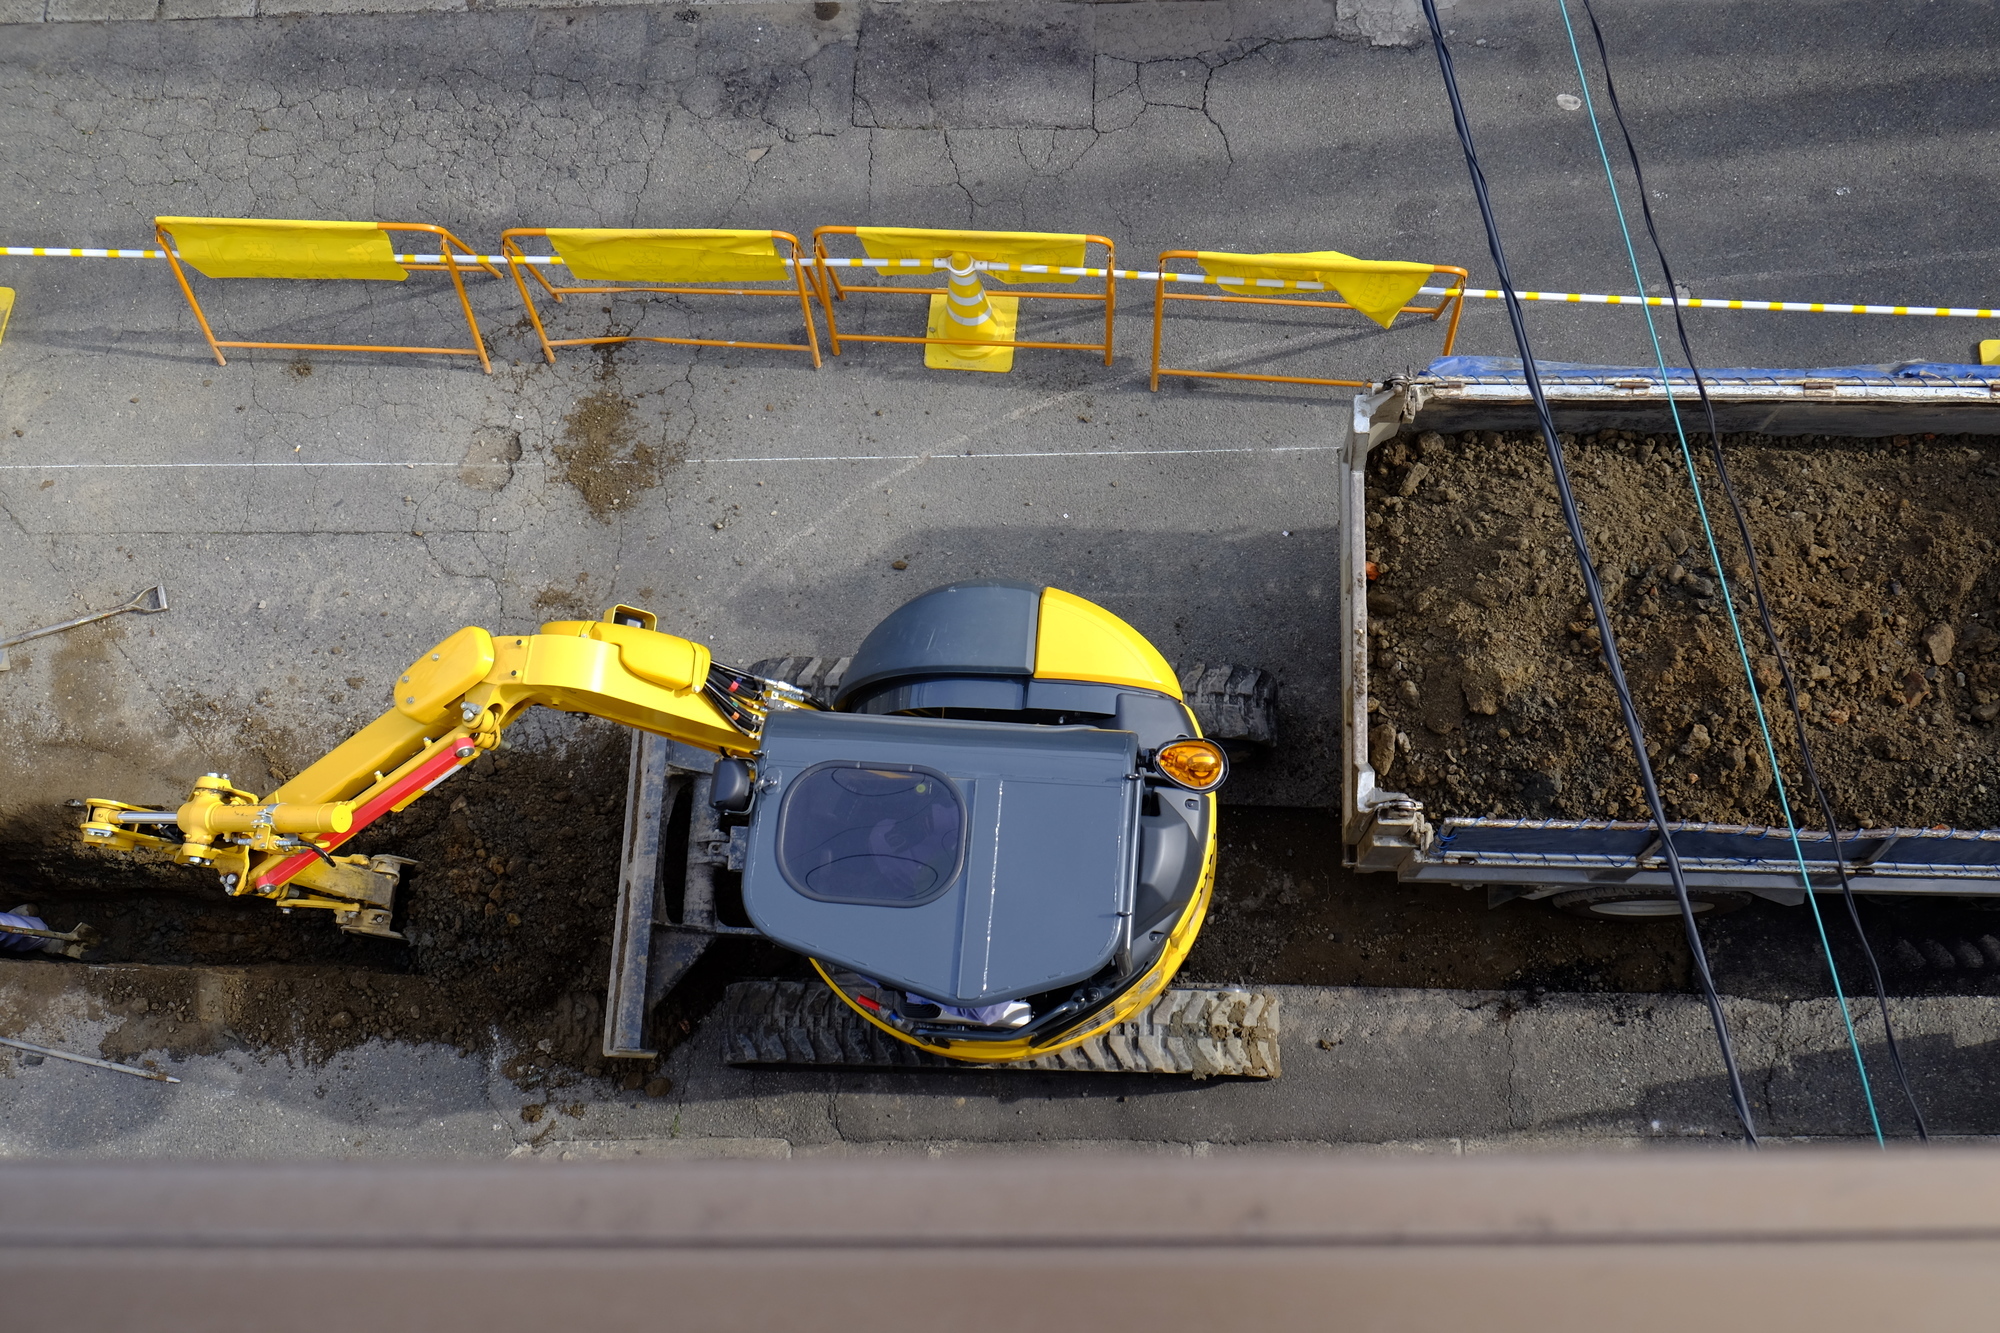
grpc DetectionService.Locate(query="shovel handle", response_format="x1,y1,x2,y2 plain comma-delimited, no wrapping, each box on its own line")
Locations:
0,584,168,652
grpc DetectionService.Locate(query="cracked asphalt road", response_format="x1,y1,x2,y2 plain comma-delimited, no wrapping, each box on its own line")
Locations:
4,0,1994,816
1,0,1998,1152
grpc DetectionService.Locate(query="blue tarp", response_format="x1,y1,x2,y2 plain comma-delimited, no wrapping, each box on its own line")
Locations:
1426,356,2000,386
1896,362,2000,381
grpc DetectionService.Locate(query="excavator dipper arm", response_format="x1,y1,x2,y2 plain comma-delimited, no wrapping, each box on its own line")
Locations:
78,605,808,938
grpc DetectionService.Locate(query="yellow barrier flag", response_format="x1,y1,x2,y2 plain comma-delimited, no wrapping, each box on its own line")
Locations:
546,229,789,283
1195,250,1434,328
856,228,1088,284
157,218,407,282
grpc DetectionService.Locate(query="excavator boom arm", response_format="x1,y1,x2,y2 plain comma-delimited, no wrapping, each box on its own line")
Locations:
78,606,808,936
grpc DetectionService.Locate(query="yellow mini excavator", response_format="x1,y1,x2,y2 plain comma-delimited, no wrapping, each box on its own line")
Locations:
79,581,1239,1066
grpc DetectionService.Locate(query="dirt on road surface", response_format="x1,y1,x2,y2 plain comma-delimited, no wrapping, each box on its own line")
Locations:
1363,428,2000,831
6,720,805,1091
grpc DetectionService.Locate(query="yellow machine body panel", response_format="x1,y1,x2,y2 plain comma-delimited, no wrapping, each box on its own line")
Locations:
273,710,438,807
501,630,744,755
577,621,711,694
1034,587,1183,697
395,626,497,725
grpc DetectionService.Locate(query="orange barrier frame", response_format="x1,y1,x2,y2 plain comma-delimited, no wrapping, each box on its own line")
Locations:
1149,252,1469,390
811,227,1116,366
499,229,822,368
158,222,498,373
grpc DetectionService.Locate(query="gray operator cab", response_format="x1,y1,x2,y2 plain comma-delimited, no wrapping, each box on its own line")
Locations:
740,709,1143,1006
728,581,1216,1041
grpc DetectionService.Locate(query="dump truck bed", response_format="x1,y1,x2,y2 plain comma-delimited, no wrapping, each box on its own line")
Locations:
1342,360,2000,902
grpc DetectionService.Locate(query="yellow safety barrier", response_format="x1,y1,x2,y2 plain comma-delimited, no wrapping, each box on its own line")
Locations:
1150,248,1469,390
0,287,12,349
812,226,1115,373
498,228,821,367
155,218,499,372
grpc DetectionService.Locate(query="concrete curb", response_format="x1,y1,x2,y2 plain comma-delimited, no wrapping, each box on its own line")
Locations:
2,965,1985,1156
643,984,1977,1149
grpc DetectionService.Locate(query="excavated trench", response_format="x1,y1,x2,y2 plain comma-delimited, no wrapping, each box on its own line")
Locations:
10,775,2000,1087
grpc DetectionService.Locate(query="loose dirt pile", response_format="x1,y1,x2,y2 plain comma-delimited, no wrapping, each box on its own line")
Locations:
556,388,673,520
1364,428,2000,830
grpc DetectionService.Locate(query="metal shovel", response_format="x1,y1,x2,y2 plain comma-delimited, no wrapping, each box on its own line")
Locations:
0,584,169,671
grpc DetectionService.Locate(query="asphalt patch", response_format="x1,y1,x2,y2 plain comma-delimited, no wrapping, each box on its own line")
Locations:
555,390,669,521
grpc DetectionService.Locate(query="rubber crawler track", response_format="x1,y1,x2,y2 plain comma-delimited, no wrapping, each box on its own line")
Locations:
720,980,1281,1078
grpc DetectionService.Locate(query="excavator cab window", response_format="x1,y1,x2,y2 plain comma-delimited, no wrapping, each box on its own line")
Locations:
776,762,965,907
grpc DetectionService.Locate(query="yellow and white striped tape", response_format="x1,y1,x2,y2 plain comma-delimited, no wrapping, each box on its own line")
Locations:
3,246,167,259
5,245,1997,318
1441,285,2000,320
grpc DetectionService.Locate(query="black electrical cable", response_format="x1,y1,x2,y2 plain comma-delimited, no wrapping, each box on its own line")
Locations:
1575,0,1928,1141
1417,0,1759,1145
295,838,340,870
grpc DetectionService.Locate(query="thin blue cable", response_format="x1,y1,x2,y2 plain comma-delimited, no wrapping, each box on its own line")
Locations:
1552,0,1883,1144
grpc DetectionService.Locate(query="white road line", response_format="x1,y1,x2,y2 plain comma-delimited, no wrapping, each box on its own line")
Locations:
0,445,1340,472
0,461,461,470
686,445,1341,463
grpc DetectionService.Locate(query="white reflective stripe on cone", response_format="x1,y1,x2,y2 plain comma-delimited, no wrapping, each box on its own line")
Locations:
944,252,995,329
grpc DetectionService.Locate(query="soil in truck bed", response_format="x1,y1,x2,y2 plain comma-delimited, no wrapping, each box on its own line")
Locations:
1363,427,2000,831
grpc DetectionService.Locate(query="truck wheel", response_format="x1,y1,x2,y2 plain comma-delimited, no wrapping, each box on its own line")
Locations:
1547,886,1751,919
1176,663,1278,753
747,656,850,711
